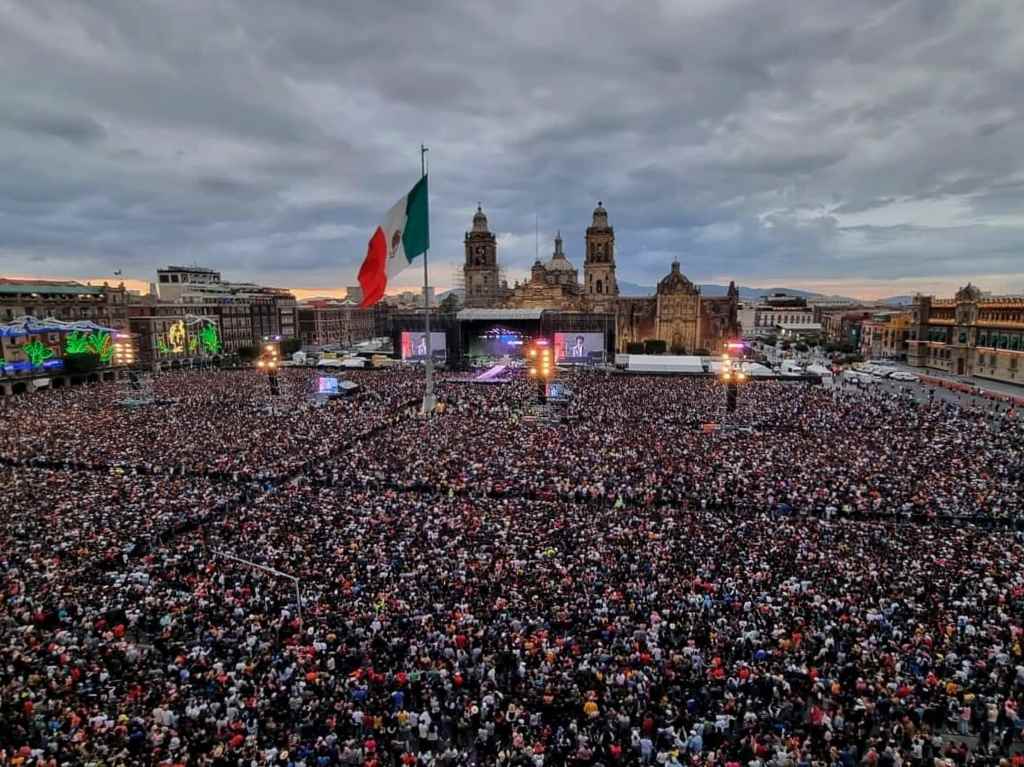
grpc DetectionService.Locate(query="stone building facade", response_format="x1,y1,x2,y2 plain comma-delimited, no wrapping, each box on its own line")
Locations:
461,203,739,353
908,284,1024,384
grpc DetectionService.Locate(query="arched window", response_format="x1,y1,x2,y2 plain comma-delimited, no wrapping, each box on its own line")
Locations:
596,280,603,294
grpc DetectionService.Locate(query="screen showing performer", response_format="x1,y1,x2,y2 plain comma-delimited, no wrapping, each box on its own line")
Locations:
553,332,604,363
400,331,447,361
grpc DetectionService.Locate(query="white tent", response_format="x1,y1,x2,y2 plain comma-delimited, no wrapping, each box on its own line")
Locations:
618,354,705,373
741,362,774,378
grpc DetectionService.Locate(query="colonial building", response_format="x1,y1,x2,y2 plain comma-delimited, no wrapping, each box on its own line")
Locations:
463,206,507,308
297,301,378,348
461,202,739,353
583,202,618,310
506,232,585,310
1,279,131,388
859,311,911,360
908,284,1024,384
157,265,297,349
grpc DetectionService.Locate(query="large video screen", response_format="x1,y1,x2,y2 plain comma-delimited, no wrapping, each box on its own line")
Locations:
554,332,605,363
468,326,527,358
317,376,338,395
401,331,447,361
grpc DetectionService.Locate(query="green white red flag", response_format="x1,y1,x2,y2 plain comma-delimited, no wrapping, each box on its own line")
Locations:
358,176,429,307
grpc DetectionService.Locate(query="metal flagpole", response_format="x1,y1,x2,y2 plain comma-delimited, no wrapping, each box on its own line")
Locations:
420,144,436,415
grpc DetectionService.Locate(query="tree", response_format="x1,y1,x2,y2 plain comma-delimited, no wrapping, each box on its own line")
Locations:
795,342,809,353
780,340,792,351
280,337,302,356
694,348,711,356
64,352,100,374
237,345,260,362
626,342,645,354
643,339,667,355
763,336,777,347
670,343,687,355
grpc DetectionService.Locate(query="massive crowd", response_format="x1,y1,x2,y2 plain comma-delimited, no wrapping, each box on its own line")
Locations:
2,367,1023,766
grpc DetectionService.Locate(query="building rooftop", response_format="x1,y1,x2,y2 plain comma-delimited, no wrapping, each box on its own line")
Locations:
457,308,545,321
0,279,107,296
159,265,221,274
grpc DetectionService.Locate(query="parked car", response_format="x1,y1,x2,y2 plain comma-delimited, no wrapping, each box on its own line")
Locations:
889,371,919,382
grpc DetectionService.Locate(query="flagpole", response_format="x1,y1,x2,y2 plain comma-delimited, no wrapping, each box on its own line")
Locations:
420,144,436,415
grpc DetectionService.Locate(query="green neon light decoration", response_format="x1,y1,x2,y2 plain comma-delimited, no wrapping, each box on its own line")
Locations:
64,331,91,355
188,336,199,353
88,331,114,363
198,324,222,354
156,339,170,355
24,340,55,367
64,330,114,363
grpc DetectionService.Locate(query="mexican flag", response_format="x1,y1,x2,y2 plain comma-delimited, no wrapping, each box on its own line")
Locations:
358,176,429,307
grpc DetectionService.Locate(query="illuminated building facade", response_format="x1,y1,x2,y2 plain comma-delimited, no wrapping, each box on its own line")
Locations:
0,279,132,392
156,265,297,350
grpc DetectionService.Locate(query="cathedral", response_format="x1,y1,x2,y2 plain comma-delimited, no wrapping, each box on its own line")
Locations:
463,202,740,354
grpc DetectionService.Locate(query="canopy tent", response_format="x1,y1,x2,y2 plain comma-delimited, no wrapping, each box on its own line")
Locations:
617,354,705,374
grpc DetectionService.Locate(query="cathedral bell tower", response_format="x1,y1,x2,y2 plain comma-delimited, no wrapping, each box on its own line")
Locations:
584,201,618,309
463,204,499,308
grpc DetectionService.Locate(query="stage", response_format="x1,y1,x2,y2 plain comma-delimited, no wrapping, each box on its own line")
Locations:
389,308,615,369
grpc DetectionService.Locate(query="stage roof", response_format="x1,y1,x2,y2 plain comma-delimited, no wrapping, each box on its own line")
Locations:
457,308,544,321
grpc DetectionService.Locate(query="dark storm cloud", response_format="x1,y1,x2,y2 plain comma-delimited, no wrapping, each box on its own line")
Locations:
1,0,1023,295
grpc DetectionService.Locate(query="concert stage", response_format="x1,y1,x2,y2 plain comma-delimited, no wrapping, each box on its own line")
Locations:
388,308,615,369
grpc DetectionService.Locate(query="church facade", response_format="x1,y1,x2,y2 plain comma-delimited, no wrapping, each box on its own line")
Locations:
463,203,739,353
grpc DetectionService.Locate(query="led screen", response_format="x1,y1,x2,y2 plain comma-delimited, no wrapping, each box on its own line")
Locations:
400,331,447,361
553,332,605,363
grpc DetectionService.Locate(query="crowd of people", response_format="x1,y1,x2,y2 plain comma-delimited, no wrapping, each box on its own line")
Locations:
2,366,1023,766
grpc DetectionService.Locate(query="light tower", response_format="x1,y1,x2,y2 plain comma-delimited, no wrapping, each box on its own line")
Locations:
527,338,555,403
257,340,281,395
720,341,747,413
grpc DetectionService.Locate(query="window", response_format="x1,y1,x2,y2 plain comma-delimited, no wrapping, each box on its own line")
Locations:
160,275,169,283
596,280,603,294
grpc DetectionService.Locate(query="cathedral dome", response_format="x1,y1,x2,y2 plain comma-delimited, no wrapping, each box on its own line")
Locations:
546,257,575,271
546,230,576,271
592,201,608,225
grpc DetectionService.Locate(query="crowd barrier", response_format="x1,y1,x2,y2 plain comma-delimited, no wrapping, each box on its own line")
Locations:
918,373,1024,407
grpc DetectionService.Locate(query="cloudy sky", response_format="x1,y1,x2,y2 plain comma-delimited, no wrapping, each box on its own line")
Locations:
2,0,1023,299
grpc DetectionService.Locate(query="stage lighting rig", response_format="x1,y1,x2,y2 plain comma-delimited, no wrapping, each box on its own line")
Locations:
720,342,747,413
257,340,281,395
527,338,555,402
